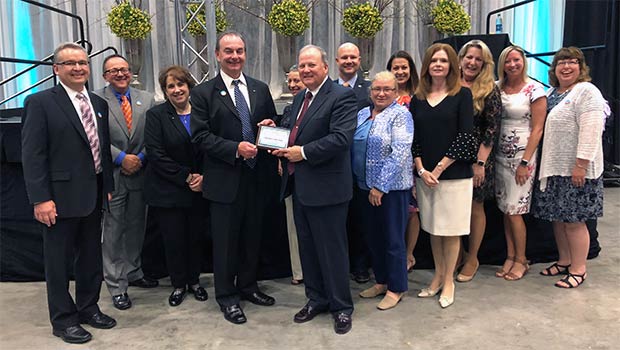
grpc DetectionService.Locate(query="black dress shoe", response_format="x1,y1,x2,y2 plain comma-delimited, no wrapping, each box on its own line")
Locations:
241,291,275,306
221,304,247,324
188,285,208,301
79,311,116,329
169,288,187,307
293,304,326,323
52,325,92,344
352,271,370,284
129,277,159,288
333,312,352,334
112,293,132,310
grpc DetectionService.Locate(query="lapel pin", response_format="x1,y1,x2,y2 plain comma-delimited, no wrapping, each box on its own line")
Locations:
137,101,142,106
220,90,227,96
97,112,102,118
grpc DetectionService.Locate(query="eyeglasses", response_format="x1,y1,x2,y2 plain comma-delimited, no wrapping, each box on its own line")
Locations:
556,59,579,67
370,87,396,93
56,60,89,67
104,67,131,75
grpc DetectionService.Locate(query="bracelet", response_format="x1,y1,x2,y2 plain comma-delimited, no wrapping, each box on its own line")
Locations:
437,161,444,169
418,168,426,176
576,163,587,169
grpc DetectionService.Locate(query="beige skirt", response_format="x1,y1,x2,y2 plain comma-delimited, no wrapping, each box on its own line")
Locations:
416,178,473,236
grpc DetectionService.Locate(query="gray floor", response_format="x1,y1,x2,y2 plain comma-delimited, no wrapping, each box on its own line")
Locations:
1,188,618,350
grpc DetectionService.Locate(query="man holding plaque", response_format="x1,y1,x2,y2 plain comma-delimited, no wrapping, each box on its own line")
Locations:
190,31,277,325
266,45,357,334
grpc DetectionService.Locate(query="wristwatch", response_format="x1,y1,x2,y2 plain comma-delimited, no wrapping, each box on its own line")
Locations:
476,159,485,167
418,168,426,176
519,159,530,167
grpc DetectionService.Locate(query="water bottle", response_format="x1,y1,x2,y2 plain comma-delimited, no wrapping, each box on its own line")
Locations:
496,14,503,33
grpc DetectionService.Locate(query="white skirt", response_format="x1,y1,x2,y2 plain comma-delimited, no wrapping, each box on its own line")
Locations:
416,178,473,236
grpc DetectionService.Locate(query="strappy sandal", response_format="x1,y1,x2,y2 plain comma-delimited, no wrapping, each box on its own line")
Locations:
540,262,570,276
555,272,587,288
495,256,514,278
504,258,530,281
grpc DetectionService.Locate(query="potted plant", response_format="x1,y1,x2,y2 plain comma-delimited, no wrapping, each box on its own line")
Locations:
341,1,385,73
106,0,153,85
431,0,471,36
267,0,310,74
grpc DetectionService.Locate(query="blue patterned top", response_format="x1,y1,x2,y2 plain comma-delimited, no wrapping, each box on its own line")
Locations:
355,101,414,193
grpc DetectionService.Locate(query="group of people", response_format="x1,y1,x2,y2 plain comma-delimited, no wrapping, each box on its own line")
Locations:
20,31,607,344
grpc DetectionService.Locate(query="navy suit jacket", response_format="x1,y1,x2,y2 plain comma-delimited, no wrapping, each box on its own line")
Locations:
280,80,358,206
21,84,114,218
334,71,371,112
190,74,276,203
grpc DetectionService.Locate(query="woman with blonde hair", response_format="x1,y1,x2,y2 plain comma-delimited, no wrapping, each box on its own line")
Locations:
410,43,476,308
495,45,547,281
456,40,501,282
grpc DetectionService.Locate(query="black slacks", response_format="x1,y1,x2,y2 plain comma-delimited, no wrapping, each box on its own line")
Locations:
151,197,207,289
210,166,263,307
44,176,103,330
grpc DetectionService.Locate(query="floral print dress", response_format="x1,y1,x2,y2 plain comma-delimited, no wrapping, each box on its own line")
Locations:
495,80,545,215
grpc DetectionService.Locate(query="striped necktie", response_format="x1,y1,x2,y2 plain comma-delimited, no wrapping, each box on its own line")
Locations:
76,93,102,173
121,95,132,133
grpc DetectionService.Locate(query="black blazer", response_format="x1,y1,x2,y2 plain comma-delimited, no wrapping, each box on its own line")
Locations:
190,74,277,203
144,101,203,208
21,84,114,218
280,80,358,206
333,71,371,112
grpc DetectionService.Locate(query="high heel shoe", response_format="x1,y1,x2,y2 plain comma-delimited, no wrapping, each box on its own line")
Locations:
417,284,443,298
438,288,455,308
456,259,479,283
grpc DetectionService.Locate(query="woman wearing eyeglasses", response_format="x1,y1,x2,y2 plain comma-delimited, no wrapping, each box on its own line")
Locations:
532,47,606,288
353,71,413,310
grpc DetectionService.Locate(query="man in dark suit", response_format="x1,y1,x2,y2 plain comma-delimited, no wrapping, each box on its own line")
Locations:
334,42,372,284
271,45,357,335
21,43,116,344
190,31,277,325
95,55,157,311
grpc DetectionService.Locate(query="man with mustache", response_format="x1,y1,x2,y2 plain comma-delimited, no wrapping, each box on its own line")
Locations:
191,31,277,324
335,42,372,284
95,55,157,311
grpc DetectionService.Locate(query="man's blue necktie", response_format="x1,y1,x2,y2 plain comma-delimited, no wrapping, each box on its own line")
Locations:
232,80,256,168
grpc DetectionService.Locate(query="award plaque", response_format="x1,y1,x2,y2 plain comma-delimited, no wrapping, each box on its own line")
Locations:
256,125,290,150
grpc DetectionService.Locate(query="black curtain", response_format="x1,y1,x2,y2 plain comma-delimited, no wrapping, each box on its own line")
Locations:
564,0,620,165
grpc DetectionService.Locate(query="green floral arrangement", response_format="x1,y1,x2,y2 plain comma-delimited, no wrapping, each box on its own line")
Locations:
186,4,229,37
106,1,152,40
267,0,310,37
342,2,384,39
431,0,471,35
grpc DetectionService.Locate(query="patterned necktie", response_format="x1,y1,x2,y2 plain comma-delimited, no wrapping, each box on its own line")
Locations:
76,93,102,173
232,80,256,168
287,91,313,175
121,95,132,134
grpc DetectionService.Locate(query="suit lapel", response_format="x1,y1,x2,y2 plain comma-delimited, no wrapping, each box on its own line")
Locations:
246,77,257,118
165,101,191,141
214,75,239,120
296,81,332,137
129,87,147,141
103,86,130,138
52,85,89,144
